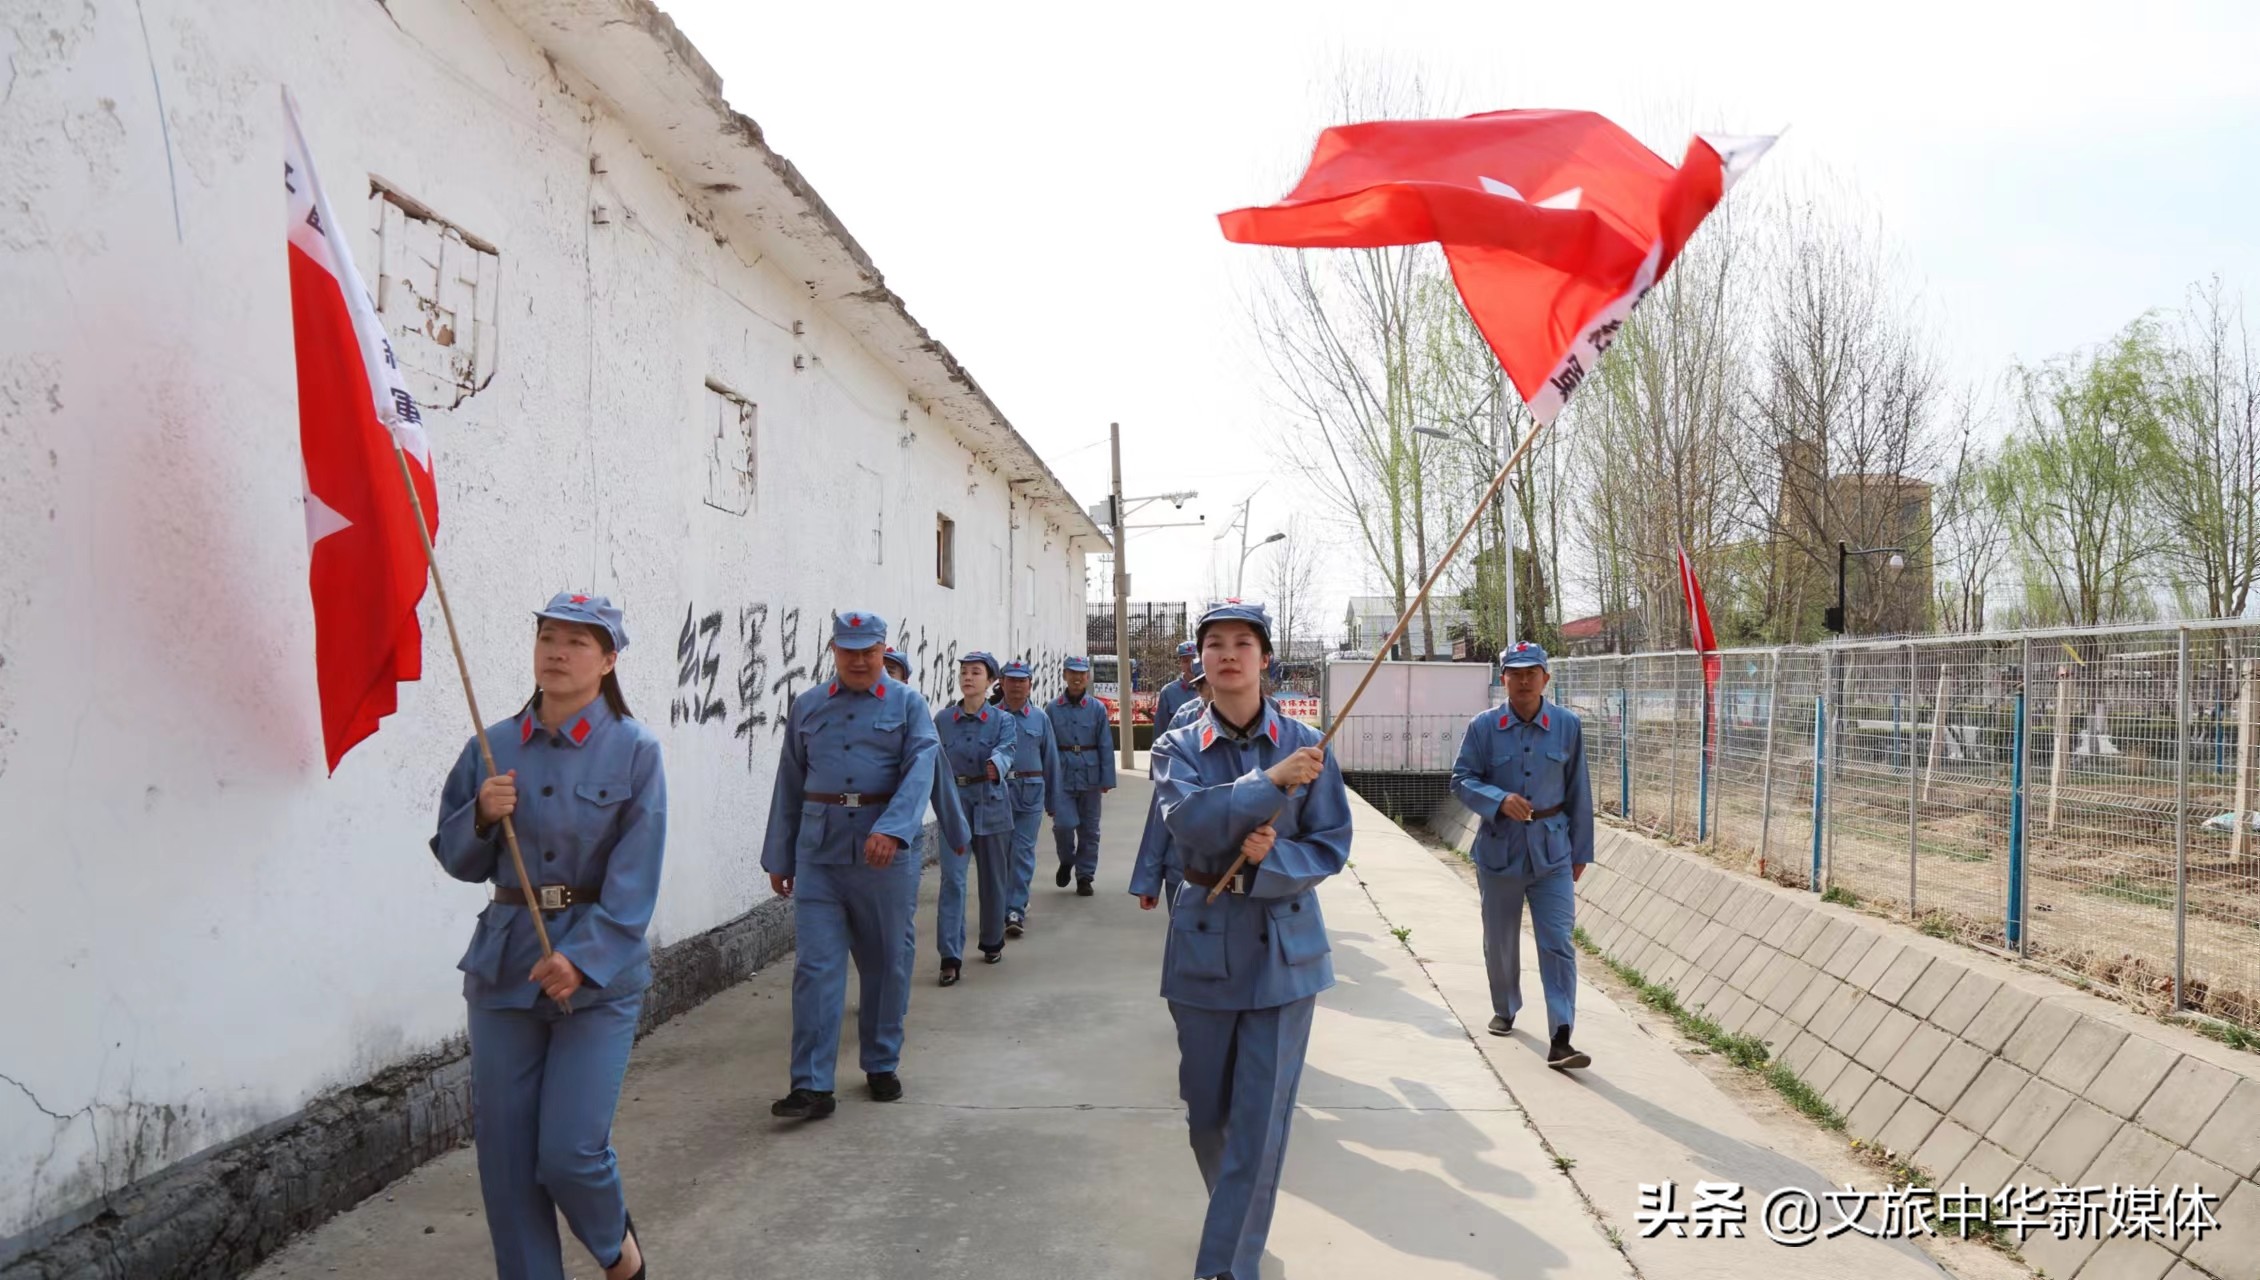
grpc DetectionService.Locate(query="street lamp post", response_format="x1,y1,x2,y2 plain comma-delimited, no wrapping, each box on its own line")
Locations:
1416,377,1512,653
1825,539,1908,636
1237,530,1284,596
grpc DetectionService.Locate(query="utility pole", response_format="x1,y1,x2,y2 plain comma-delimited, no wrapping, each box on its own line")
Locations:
1497,371,1517,653
1110,421,1134,773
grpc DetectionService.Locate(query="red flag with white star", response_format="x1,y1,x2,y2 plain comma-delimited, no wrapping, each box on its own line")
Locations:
283,90,436,772
1219,110,1771,424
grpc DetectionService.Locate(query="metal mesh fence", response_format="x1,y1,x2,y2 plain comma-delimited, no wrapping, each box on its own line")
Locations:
1549,619,2260,1034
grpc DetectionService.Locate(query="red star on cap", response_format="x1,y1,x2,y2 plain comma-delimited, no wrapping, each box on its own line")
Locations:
571,594,589,604
849,614,863,626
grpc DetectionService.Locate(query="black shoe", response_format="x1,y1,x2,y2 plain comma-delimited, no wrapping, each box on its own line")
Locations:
1548,1026,1591,1071
866,1071,904,1103
770,1088,836,1120
1076,877,1094,897
939,960,961,987
981,947,1004,964
1055,864,1073,888
608,1210,646,1279
1006,911,1025,937
1487,1015,1513,1037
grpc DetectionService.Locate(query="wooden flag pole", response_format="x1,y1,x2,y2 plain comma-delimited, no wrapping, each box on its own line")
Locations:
1207,408,1551,902
389,446,569,1012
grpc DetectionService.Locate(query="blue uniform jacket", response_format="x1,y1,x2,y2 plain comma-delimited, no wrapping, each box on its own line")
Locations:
431,697,666,1010
761,676,941,876
1047,693,1118,793
936,702,1018,837
1151,701,1352,1011
1449,698,1594,877
1154,677,1197,731
930,761,973,853
1127,791,1179,898
998,698,1064,820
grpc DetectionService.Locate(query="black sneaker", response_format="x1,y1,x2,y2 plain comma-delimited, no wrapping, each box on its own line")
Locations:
866,1071,904,1102
1487,1015,1513,1037
1076,877,1094,897
771,1088,837,1120
1055,864,1073,888
1547,1026,1591,1071
981,947,1004,964
1006,911,1026,937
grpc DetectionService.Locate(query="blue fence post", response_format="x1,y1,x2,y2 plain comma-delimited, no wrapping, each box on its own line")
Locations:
1810,693,1827,892
1620,688,1632,817
2007,686,2028,950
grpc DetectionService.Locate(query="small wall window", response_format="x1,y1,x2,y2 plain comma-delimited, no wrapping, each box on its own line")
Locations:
369,181,499,411
936,514,956,588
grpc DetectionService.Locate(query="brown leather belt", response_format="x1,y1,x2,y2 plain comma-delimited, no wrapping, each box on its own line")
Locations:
1519,803,1566,821
1182,867,1246,895
1011,770,1046,778
954,774,989,786
494,885,603,910
807,791,895,807
1060,745,1095,753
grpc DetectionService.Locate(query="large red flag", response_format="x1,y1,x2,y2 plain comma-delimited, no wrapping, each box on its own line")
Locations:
283,90,437,772
1676,542,1717,656
1220,110,1770,424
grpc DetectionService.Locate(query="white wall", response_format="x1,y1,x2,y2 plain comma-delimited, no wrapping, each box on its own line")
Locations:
0,0,1090,1241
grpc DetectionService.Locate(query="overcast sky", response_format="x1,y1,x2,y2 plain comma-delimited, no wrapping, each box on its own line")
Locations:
659,0,2260,630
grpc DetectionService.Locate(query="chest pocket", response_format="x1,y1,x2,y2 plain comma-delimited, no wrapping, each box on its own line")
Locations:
575,781,631,808
1268,896,1328,966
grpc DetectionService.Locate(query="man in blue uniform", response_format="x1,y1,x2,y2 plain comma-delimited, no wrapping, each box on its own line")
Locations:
1448,641,1594,1069
887,647,973,865
1154,639,1200,729
1048,655,1116,896
1132,665,1208,916
762,611,941,1119
934,652,1017,983
996,659,1063,936
1152,602,1351,1280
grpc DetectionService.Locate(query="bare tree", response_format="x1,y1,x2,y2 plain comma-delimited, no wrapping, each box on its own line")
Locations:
1264,512,1325,668
2149,278,2260,619
1929,404,2013,633
1732,182,1949,641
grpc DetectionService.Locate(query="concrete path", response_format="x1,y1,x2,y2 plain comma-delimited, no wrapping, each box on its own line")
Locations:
251,767,1971,1280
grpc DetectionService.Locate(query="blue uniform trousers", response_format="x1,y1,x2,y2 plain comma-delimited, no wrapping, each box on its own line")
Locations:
937,829,1011,960
467,991,642,1280
790,855,922,1091
1052,789,1105,879
1478,865,1578,1034
1170,994,1317,1280
1007,806,1045,914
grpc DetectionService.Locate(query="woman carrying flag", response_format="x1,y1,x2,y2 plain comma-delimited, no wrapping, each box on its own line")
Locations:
1150,602,1351,1280
430,593,662,1280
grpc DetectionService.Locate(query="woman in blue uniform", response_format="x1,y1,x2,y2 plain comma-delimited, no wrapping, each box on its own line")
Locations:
933,651,1018,983
431,593,663,1280
1152,602,1351,1280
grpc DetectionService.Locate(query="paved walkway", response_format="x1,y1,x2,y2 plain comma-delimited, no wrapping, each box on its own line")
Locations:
252,767,1963,1280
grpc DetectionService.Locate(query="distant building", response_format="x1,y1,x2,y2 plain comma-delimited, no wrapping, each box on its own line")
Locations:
1774,436,1936,638
1560,611,1644,656
1344,595,1468,660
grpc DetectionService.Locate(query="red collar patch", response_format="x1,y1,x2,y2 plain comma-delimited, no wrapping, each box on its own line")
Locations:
874,681,888,698
1266,718,1280,744
521,715,538,745
1540,711,1551,730
828,681,841,697
1200,724,1217,750
570,718,592,745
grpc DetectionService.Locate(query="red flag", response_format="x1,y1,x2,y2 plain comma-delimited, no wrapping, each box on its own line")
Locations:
283,90,437,772
1220,110,1770,424
1676,542,1717,655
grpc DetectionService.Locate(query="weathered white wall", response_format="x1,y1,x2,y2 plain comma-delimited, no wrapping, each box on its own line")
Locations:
0,0,1092,1242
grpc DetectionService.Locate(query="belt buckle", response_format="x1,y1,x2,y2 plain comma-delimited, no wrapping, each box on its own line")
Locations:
536,884,568,910
841,791,863,807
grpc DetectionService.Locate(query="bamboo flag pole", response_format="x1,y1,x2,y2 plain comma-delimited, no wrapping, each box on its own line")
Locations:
1208,407,1549,902
390,446,569,1013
